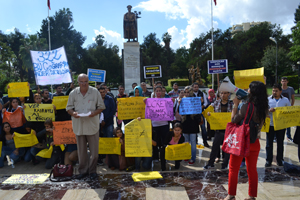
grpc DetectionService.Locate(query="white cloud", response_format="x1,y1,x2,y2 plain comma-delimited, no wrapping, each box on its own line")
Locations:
5,26,15,33
26,24,32,32
167,26,185,49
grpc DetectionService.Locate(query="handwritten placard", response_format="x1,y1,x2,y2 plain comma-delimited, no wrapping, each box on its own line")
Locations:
261,117,271,133
30,46,72,86
53,121,76,145
132,171,163,182
13,131,39,148
165,143,191,160
145,98,174,121
273,106,300,131
98,138,121,155
2,108,26,128
36,146,53,158
117,97,146,120
208,112,231,130
179,97,202,115
52,96,69,110
234,67,265,89
203,105,214,123
125,119,152,157
24,103,55,121
8,82,29,97
2,174,50,184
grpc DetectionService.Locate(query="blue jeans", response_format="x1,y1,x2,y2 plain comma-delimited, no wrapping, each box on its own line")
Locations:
183,133,197,161
200,115,208,143
0,146,20,168
102,124,114,138
30,147,43,156
286,127,292,139
135,157,152,170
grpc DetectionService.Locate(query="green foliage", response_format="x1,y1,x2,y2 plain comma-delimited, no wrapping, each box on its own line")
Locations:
284,75,299,91
167,79,189,87
290,22,300,62
164,86,172,93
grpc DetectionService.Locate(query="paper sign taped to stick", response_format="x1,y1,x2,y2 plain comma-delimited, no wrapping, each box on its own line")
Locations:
203,105,214,123
145,98,174,121
2,174,50,184
132,171,163,182
261,117,271,133
234,67,265,89
208,112,231,130
98,138,121,155
117,97,146,120
52,96,69,110
2,108,26,128
13,130,39,148
125,119,152,157
53,121,76,145
273,106,300,131
24,103,55,121
165,143,191,160
36,146,53,158
179,97,202,115
8,82,29,97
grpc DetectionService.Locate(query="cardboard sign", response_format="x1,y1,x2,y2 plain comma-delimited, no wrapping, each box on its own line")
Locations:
132,172,163,182
117,97,146,120
273,106,300,131
2,174,50,184
145,98,174,121
165,143,191,160
203,105,214,123
52,96,69,110
87,68,106,82
207,59,228,74
24,103,55,121
98,138,121,155
234,67,265,89
179,97,202,115
53,121,76,145
36,146,53,158
261,117,271,133
8,82,29,97
2,108,26,128
208,113,231,130
13,131,39,148
144,65,162,79
125,119,152,157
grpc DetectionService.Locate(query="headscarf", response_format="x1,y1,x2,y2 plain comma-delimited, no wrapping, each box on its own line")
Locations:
134,86,143,97
208,89,216,103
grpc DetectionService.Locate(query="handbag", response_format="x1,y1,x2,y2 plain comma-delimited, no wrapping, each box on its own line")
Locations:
50,164,73,182
222,103,254,157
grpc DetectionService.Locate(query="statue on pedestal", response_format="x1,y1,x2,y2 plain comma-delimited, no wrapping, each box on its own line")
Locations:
124,5,140,42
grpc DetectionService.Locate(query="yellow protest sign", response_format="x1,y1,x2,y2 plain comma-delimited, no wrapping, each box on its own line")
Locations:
261,117,271,133
36,146,53,158
132,171,163,182
273,106,300,131
13,130,39,148
98,138,121,155
2,174,50,184
24,103,55,121
125,119,152,157
203,105,214,123
8,82,29,98
52,96,69,110
117,97,146,120
208,112,231,130
234,67,265,89
0,141,2,156
165,143,191,160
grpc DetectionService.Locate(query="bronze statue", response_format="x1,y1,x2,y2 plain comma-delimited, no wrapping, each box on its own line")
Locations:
188,65,196,84
124,5,138,42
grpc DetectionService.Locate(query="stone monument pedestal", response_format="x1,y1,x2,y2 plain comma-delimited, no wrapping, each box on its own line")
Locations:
123,42,140,93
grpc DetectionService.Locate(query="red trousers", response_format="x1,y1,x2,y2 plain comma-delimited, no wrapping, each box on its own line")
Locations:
228,139,260,197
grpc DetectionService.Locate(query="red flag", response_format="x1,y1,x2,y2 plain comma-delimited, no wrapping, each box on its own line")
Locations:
48,0,51,10
214,0,217,5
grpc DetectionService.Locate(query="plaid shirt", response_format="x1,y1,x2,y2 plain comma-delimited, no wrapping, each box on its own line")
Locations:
212,99,234,113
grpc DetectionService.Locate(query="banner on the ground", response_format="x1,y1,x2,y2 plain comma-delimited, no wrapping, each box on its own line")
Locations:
203,105,214,123
165,143,191,160
87,68,106,82
52,96,69,110
261,117,271,132
36,146,53,158
14,130,39,148
234,67,264,89
273,106,300,131
30,46,72,86
2,108,26,128
145,98,174,121
8,82,29,97
179,97,202,115
208,112,231,130
98,138,121,155
53,121,76,145
144,65,162,79
125,119,152,157
24,103,55,121
117,97,146,120
2,173,50,184
132,171,163,182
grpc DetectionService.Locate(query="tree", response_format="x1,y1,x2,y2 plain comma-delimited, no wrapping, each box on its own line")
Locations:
290,22,300,62
162,32,171,49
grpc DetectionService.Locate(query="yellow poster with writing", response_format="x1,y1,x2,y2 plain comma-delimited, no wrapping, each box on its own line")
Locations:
24,103,55,121
36,146,53,158
209,112,231,130
273,106,300,131
125,119,152,157
234,67,265,89
14,130,39,148
52,96,69,110
261,117,271,133
98,138,121,155
132,171,163,182
117,97,146,120
8,82,29,98
165,143,191,160
0,141,2,156
2,173,50,184
203,105,214,123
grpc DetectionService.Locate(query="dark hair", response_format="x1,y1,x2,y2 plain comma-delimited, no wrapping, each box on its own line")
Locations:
98,86,106,91
44,119,53,127
155,81,162,85
41,89,49,94
155,85,163,91
55,85,62,89
113,127,123,137
248,81,269,124
25,122,32,128
272,83,282,91
173,123,182,130
107,87,111,91
173,83,178,86
281,77,288,81
132,83,137,86
0,122,13,145
118,85,125,89
100,83,107,87
192,82,199,87
8,98,20,112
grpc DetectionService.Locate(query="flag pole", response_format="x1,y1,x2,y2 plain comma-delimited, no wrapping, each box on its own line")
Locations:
211,0,214,89
47,2,53,94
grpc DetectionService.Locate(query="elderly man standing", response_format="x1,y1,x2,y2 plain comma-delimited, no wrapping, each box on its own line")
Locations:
66,74,106,179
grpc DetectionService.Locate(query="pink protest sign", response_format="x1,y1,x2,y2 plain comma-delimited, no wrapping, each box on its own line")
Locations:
145,98,174,121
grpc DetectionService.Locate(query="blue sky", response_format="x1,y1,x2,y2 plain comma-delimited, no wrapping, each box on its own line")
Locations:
1,0,299,52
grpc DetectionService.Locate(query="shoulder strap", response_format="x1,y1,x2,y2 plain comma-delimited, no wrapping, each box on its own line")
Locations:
243,103,254,125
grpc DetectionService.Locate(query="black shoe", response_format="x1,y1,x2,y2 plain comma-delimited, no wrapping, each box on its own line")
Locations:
265,162,271,167
97,159,104,166
204,142,210,148
90,173,98,180
203,164,214,169
32,160,40,165
277,161,283,166
75,173,88,179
